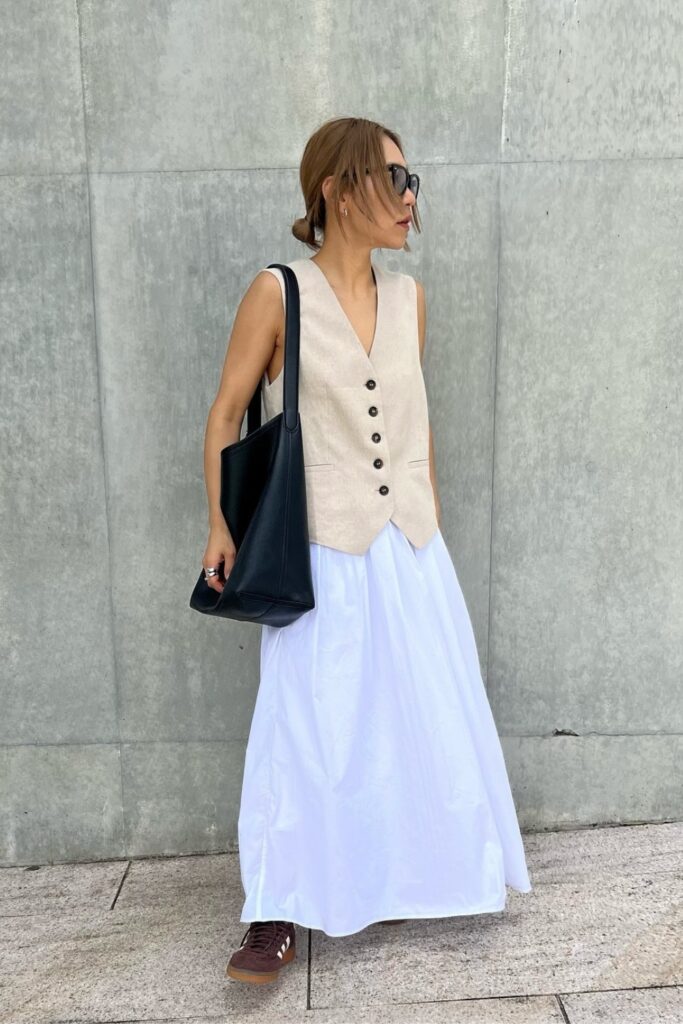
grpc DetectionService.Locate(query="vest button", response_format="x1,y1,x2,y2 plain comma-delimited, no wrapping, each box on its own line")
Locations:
373,458,383,469
366,378,376,389
368,405,378,416
379,484,389,495
371,432,381,443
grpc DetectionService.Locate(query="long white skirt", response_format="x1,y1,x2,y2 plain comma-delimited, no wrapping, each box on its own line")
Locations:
237,519,532,937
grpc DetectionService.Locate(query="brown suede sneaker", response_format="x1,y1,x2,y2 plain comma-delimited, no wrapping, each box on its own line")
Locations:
226,919,296,984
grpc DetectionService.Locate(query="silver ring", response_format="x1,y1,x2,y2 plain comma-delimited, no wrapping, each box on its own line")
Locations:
204,566,220,578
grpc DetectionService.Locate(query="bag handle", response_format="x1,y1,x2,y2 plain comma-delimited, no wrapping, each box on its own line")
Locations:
246,263,301,435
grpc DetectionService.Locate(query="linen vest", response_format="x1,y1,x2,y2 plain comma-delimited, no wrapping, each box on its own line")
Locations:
260,256,438,555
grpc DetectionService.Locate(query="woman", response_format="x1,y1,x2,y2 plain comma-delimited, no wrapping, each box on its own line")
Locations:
200,117,532,985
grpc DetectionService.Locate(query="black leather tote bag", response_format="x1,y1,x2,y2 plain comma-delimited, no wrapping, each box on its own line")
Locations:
189,263,315,626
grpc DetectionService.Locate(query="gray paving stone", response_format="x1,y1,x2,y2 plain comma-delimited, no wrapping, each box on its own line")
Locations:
521,821,683,881
113,851,231,910
309,838,682,1007
562,986,683,1023
2,822,680,1022
0,903,307,1023
113,994,565,1022
0,860,127,918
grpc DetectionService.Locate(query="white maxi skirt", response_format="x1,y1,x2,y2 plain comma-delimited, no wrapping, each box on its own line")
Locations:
237,519,532,937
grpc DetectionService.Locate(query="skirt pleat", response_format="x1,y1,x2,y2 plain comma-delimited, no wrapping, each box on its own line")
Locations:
237,520,532,937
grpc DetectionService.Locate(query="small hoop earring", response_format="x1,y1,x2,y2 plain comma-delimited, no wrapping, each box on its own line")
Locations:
342,207,348,217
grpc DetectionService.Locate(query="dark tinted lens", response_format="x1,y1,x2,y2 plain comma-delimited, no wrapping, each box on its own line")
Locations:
389,165,419,198
390,165,408,194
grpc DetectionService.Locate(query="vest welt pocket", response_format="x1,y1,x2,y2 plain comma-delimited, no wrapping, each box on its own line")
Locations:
407,428,430,468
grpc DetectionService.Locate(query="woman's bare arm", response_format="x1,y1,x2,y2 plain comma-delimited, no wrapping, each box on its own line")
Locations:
201,269,284,589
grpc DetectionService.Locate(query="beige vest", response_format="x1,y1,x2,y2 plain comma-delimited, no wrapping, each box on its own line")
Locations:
261,256,438,555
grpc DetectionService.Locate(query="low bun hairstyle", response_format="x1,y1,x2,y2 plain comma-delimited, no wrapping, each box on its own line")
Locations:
290,116,421,253
291,215,317,247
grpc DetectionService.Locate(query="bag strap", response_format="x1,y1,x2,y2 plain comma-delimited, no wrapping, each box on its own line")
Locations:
246,263,301,435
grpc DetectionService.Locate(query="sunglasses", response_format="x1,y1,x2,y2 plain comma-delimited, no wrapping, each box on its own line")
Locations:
385,163,420,199
356,163,420,198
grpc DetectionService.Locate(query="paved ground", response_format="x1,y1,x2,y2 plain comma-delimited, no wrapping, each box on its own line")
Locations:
1,821,681,1023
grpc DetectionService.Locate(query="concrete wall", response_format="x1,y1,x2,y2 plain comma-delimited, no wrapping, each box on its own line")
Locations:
1,1,681,865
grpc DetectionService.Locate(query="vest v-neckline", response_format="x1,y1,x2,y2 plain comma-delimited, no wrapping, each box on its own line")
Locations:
307,257,382,364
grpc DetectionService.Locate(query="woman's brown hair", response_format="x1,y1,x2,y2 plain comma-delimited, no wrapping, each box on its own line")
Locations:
291,117,422,253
